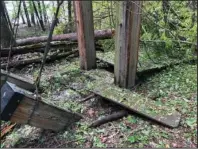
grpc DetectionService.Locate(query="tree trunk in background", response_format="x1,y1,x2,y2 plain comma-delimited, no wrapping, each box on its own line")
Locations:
32,1,45,31
0,2,15,48
22,1,31,27
31,13,36,25
37,1,44,23
42,0,48,24
2,1,13,34
29,1,36,25
162,0,169,36
190,0,196,28
68,1,72,32
56,18,59,26
20,12,26,24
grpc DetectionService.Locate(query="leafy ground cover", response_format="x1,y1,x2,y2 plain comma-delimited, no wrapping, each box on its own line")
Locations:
1,55,197,148
1,21,197,148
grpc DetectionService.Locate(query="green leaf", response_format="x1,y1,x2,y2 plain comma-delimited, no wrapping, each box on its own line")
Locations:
186,118,196,128
128,136,136,143
127,116,137,124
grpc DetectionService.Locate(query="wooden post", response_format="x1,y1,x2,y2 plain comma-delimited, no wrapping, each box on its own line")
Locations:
74,1,96,70
114,1,142,88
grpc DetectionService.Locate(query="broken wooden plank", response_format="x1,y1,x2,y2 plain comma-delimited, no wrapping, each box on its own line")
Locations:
1,82,83,131
85,70,181,128
1,69,35,92
96,51,197,78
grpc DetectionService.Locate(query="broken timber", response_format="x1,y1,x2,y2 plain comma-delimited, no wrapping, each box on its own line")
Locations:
85,70,181,128
1,69,35,92
1,82,82,131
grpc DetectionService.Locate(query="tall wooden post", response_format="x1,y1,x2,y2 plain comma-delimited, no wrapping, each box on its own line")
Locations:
74,1,96,70
114,1,142,88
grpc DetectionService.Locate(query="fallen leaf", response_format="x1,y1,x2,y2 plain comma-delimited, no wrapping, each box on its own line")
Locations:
87,108,95,117
100,136,108,143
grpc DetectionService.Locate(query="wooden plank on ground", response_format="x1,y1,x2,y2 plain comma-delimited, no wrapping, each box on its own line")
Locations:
1,69,35,92
1,82,83,131
85,70,181,128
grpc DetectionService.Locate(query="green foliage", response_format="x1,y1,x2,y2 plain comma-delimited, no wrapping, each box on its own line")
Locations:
92,1,116,30
54,22,66,35
141,1,197,59
185,118,196,128
127,136,136,143
126,116,137,124
93,136,106,148
138,64,197,99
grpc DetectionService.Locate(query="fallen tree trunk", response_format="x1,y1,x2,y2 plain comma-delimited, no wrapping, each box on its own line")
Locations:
15,28,196,47
1,41,76,57
1,50,79,69
16,29,115,46
1,42,104,57
89,110,128,128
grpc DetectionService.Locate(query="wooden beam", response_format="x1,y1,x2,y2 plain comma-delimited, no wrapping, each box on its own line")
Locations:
85,70,181,128
1,82,83,131
1,69,35,92
114,1,142,88
74,1,96,70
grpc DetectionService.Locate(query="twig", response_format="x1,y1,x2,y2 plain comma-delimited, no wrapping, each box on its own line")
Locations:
89,110,128,128
78,93,96,103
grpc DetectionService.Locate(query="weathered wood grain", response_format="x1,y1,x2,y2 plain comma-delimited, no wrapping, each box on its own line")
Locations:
1,82,83,131
85,70,181,128
74,1,96,70
1,69,35,92
114,1,142,88
10,94,83,131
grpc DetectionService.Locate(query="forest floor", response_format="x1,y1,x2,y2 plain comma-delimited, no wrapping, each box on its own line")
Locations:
1,25,197,148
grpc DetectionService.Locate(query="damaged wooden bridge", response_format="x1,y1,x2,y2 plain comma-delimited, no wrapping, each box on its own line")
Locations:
1,1,181,132
1,71,83,131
